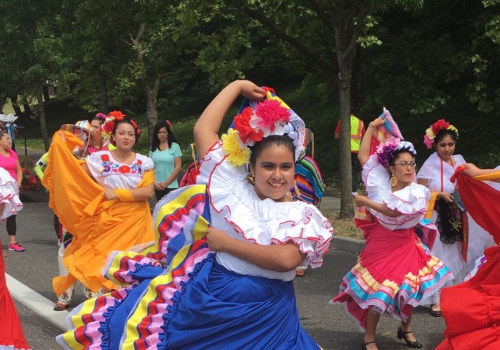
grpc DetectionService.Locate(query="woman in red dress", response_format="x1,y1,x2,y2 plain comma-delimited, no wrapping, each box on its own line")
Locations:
0,164,30,349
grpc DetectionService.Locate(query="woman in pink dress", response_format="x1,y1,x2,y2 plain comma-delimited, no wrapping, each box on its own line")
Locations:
332,116,452,350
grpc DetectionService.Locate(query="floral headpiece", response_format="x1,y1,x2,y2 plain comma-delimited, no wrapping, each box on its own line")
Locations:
221,87,305,167
423,119,459,149
101,110,141,140
165,120,172,128
376,137,417,167
94,112,107,121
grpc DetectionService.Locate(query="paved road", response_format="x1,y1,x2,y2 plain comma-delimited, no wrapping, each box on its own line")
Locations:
2,201,446,349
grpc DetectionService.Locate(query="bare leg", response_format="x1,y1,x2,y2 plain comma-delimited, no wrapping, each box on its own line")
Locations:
401,315,417,342
364,308,380,350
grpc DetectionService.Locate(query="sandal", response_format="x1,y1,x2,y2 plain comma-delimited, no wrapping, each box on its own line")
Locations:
53,301,70,311
361,340,376,350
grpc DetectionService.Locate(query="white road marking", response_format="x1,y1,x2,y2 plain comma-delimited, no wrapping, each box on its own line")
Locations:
6,273,68,330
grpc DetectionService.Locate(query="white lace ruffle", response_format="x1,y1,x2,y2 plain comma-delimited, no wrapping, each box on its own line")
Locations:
0,167,23,220
362,154,430,230
362,154,391,204
197,141,333,278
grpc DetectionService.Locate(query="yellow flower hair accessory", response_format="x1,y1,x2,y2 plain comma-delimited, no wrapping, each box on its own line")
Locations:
222,129,251,166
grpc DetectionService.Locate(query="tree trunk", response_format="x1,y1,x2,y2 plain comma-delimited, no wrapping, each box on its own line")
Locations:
23,104,33,117
9,96,24,119
36,87,50,151
42,85,51,102
97,66,109,113
334,7,358,218
143,74,159,145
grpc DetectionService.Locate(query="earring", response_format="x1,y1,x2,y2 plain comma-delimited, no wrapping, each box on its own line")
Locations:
391,173,398,187
247,175,255,184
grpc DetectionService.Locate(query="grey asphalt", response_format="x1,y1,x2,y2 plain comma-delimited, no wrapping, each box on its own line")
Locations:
2,199,446,350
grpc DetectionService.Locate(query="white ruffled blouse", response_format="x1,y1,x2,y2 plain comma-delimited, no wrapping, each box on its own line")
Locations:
416,152,466,193
362,154,430,230
196,141,333,281
86,150,154,189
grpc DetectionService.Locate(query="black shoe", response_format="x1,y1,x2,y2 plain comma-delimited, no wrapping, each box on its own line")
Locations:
430,307,442,317
397,327,422,348
361,340,376,350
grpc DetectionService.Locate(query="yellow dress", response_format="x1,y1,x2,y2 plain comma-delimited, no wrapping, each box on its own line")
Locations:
43,131,155,295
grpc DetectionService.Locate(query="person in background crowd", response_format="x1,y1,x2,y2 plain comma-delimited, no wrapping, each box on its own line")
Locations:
149,120,182,201
0,129,24,252
335,113,365,191
0,114,18,152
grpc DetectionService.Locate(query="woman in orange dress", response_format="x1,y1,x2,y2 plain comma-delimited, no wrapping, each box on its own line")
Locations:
43,112,155,298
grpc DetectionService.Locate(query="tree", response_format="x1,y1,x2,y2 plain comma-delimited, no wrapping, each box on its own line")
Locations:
186,0,423,217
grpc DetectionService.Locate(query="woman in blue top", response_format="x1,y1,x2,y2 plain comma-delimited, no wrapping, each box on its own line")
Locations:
149,120,182,200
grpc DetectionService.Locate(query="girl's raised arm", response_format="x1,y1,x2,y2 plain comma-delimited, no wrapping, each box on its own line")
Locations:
194,80,264,158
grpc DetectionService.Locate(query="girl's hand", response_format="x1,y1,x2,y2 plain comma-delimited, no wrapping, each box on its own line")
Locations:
103,187,117,200
206,227,231,252
154,182,164,191
353,194,367,207
462,163,481,177
238,80,265,100
438,191,453,203
369,117,385,129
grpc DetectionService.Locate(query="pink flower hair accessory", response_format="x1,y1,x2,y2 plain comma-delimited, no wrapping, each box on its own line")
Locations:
376,137,400,167
375,137,417,167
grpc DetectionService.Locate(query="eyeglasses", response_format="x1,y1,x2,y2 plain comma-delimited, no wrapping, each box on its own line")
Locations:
394,161,417,168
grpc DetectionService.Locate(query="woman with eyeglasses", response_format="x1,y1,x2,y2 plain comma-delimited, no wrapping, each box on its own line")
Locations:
416,120,495,318
332,116,452,350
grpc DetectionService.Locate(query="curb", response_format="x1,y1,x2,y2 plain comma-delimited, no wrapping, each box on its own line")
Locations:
332,236,365,255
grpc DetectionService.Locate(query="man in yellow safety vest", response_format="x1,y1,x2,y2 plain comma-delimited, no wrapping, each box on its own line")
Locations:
335,114,366,192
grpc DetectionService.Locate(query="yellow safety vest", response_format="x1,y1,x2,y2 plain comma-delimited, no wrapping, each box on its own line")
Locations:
350,115,364,153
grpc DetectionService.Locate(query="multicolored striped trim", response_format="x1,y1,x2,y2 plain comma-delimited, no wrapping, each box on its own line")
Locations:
57,185,212,349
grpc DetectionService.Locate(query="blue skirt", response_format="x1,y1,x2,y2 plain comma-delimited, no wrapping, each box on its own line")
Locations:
161,257,320,349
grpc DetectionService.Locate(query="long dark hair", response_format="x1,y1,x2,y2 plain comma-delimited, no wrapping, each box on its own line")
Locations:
151,120,177,152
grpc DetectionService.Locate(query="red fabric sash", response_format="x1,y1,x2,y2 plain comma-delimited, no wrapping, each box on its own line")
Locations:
451,169,500,244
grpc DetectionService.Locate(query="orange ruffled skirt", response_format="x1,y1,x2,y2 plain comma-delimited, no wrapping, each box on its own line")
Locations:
43,131,155,295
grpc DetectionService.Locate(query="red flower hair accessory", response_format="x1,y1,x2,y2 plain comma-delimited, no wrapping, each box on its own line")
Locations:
424,118,459,149
130,119,141,136
101,110,127,140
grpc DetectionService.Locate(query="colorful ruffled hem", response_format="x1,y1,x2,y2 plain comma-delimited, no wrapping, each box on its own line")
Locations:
57,185,211,349
332,218,452,330
332,253,452,329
